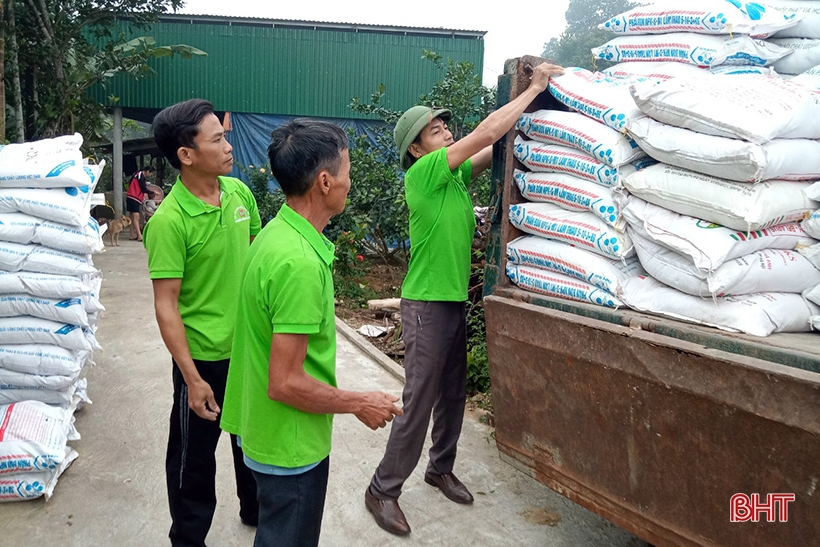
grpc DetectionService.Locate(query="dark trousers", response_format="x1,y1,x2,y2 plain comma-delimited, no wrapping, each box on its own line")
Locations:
167,359,259,547
252,457,330,547
370,299,468,500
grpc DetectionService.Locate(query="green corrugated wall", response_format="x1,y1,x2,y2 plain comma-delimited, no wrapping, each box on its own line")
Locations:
94,18,485,118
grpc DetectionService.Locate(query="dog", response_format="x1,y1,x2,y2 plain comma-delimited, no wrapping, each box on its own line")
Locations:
100,216,132,247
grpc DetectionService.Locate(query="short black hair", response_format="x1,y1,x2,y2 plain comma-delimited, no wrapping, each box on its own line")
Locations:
143,165,155,173
151,99,215,169
267,119,349,197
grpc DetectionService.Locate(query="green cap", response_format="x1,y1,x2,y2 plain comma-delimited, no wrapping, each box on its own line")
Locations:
394,105,452,170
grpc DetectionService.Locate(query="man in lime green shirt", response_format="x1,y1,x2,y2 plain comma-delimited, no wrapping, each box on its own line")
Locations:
220,119,402,547
366,62,565,536
144,99,262,547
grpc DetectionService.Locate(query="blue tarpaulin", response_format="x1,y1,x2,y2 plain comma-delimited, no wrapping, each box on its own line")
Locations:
227,112,386,189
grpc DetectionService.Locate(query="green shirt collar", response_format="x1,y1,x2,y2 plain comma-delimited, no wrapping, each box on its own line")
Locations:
172,175,238,218
278,204,335,266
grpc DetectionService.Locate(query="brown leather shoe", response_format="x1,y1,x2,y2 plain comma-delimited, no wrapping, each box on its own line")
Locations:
424,472,474,504
365,487,411,536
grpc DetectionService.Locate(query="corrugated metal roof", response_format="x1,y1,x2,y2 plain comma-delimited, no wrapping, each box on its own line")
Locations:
93,18,485,118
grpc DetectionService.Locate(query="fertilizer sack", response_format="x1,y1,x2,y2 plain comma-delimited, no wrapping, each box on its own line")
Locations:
0,213,104,255
799,241,820,269
513,137,654,187
0,316,95,352
0,241,96,277
604,61,774,79
631,229,820,296
765,0,820,39
0,447,78,502
803,209,820,238
0,366,80,391
770,37,820,73
509,201,634,259
792,62,820,86
599,1,800,37
622,164,816,231
626,116,820,182
0,185,96,228
548,68,647,131
0,344,87,377
0,271,91,299
805,283,820,307
619,194,815,270
0,294,89,327
507,235,645,294
506,263,624,308
0,376,87,407
0,400,76,476
592,33,791,67
0,134,104,188
630,74,820,143
516,110,645,167
618,275,818,336
513,170,625,229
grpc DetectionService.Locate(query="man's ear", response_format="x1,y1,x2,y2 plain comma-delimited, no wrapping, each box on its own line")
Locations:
317,171,331,196
408,143,422,159
177,147,194,168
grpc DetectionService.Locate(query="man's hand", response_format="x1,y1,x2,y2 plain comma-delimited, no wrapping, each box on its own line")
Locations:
528,62,565,93
355,392,404,430
188,379,221,421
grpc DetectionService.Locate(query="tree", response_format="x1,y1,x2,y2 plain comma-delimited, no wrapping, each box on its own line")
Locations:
543,0,636,71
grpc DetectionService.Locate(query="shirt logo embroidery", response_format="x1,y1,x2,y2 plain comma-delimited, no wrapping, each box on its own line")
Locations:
234,206,250,223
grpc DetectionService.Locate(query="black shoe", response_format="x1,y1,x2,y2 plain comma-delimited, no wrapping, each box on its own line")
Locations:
365,487,411,536
424,472,474,504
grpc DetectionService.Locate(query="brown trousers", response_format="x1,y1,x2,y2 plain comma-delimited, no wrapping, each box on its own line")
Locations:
370,299,468,500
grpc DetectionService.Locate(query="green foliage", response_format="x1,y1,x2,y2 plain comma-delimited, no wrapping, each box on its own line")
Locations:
466,279,491,395
332,227,376,308
542,0,636,71
239,163,285,227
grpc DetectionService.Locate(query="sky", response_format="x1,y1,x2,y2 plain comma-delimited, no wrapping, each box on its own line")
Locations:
178,0,572,86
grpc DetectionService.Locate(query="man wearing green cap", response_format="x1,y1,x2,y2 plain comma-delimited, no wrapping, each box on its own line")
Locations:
365,61,564,536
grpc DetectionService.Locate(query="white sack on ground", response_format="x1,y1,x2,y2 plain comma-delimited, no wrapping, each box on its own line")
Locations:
0,344,87,377
0,185,96,228
618,275,818,336
599,2,800,37
510,201,634,259
507,236,645,294
630,229,820,296
548,68,647,131
0,447,78,502
0,316,94,351
626,116,820,182
592,34,791,67
0,400,76,476
622,164,816,231
630,74,820,142
0,134,103,188
0,271,91,298
619,194,815,270
765,0,820,39
770,38,820,73
792,62,820,86
513,170,625,229
506,263,623,308
0,213,104,255
513,137,654,187
516,110,645,167
0,241,96,277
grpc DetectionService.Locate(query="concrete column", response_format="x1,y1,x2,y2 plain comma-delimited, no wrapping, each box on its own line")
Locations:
113,107,123,217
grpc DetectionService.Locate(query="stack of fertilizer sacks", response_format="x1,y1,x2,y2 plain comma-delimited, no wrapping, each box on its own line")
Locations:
0,133,105,502
507,0,820,337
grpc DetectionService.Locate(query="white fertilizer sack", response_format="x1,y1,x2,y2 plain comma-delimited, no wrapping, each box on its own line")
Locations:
506,263,624,308
605,61,710,79
0,294,89,327
599,2,800,37
516,110,646,167
513,170,625,229
513,137,654,187
509,202,634,259
0,134,104,188
631,229,820,296
0,447,78,502
626,116,820,182
548,68,648,131
618,275,818,336
0,241,96,277
0,367,80,391
0,185,96,228
792,62,820,86
802,209,820,238
770,37,820,73
0,400,76,476
630,74,820,143
0,344,87,377
592,34,791,67
805,283,820,307
0,316,93,351
619,194,815,269
798,241,820,269
0,271,91,298
622,164,816,231
0,213,104,255
765,0,820,39
507,236,645,294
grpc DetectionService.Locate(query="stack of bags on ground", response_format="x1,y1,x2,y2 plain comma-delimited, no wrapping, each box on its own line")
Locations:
506,0,820,337
0,133,105,501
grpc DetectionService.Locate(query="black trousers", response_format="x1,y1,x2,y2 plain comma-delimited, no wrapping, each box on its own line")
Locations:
167,359,259,547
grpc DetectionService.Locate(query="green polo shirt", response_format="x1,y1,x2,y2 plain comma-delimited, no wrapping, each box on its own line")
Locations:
402,147,476,302
143,176,261,360
221,204,337,467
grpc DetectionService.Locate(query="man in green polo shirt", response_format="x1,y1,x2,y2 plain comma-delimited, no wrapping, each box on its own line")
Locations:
220,119,402,547
145,99,262,547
